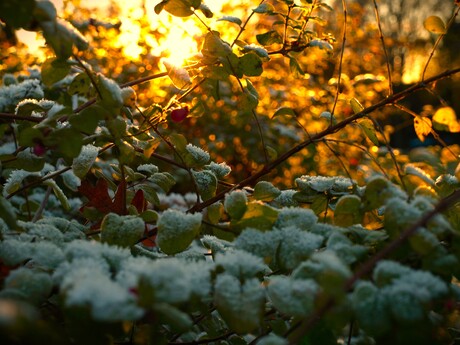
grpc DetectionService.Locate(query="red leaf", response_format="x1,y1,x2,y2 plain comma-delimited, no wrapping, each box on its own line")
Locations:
112,179,127,215
131,189,146,213
78,179,112,213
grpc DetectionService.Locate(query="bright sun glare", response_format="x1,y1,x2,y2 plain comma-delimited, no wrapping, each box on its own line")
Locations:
18,0,226,66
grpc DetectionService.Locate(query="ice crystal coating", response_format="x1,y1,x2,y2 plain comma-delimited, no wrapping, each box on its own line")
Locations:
3,170,40,196
0,240,65,270
274,207,317,231
156,209,202,254
276,226,324,270
0,79,44,112
214,274,264,333
72,144,98,178
273,189,298,207
204,161,232,178
326,232,367,264
137,164,159,175
100,213,145,248
267,276,319,316
214,249,269,279
234,228,281,262
224,190,248,219
256,334,288,345
296,175,354,193
4,267,53,304
186,144,210,165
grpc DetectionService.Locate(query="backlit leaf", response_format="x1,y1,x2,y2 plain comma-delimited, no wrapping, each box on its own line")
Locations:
41,58,71,87
253,181,281,202
413,116,432,142
272,107,296,119
217,16,242,26
239,53,263,77
433,106,460,132
256,31,283,46
357,118,379,145
423,16,446,34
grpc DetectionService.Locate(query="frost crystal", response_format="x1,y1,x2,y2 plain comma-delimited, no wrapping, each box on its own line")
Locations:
62,267,143,321
204,161,231,178
274,207,317,231
3,170,40,196
4,267,53,304
234,228,281,261
186,144,210,165
0,240,65,270
72,144,98,178
137,164,159,175
276,226,323,270
326,232,367,264
215,249,269,278
273,189,298,207
296,175,354,193
126,257,213,304
267,276,319,317
256,334,288,345
0,79,44,112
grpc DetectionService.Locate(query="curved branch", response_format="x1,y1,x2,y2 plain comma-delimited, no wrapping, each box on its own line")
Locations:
187,67,460,213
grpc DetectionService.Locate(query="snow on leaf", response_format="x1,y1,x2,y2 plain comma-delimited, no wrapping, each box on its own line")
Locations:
156,209,202,255
3,170,40,197
201,235,233,255
137,164,159,175
325,232,367,265
266,276,319,317
214,274,265,334
215,249,269,279
0,239,65,269
273,189,299,207
185,143,211,166
192,170,217,201
234,228,281,264
204,161,232,178
405,164,435,187
253,181,281,202
292,251,351,282
4,267,53,304
0,79,44,112
277,226,323,270
224,190,248,220
296,175,354,194
274,207,317,231
101,213,145,248
62,267,144,321
256,334,288,345
242,44,269,59
72,144,98,178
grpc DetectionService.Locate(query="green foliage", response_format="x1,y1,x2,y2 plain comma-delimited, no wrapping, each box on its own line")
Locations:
0,0,460,344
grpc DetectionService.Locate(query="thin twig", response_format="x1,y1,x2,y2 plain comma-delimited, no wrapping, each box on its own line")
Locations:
330,0,347,122
187,67,460,213
32,186,53,222
231,0,266,48
373,0,393,95
287,188,460,344
421,6,460,81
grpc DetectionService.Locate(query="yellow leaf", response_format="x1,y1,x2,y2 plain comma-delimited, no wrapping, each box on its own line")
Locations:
413,116,432,142
350,98,364,114
423,16,446,34
433,107,460,132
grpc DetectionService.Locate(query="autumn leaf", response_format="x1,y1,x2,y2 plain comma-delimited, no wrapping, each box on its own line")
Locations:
78,178,126,215
433,107,460,132
414,116,432,142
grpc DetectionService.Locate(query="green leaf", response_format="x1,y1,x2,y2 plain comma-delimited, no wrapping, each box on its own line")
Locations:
224,190,248,220
357,118,379,145
15,100,53,117
423,16,446,34
97,74,123,109
289,56,305,77
363,177,401,211
101,213,145,247
272,107,297,119
231,202,279,232
45,127,83,159
214,275,265,334
33,0,57,22
311,194,328,215
156,209,202,255
0,196,17,229
44,179,71,211
256,31,283,46
163,60,192,89
149,172,176,193
242,44,269,59
217,16,242,26
41,58,71,87
198,3,213,18
72,144,98,179
192,170,217,201
0,0,35,28
350,97,364,114
309,39,333,51
239,53,263,77
153,303,193,333
405,164,436,187
252,3,275,14
41,19,88,59
201,31,232,58
69,103,107,133
206,202,223,224
333,195,363,226
12,150,45,172
137,184,160,206
163,0,199,17
69,73,91,95
253,181,281,202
